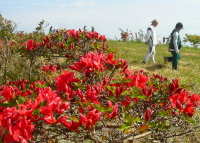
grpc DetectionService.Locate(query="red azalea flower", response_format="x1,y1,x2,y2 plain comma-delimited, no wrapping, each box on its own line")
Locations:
183,103,195,117
136,73,149,89
79,109,101,129
54,70,77,92
26,39,34,50
33,42,39,50
77,89,86,102
78,107,84,114
1,86,13,102
106,53,118,64
144,109,151,122
42,65,48,72
60,42,65,49
176,100,182,111
142,86,153,97
40,104,55,124
106,100,118,119
86,85,98,101
188,94,200,107
4,117,35,143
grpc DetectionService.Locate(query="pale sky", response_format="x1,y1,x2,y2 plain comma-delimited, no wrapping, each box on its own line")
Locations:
1,0,200,46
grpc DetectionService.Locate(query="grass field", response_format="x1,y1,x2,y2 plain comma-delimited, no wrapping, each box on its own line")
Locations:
107,40,200,94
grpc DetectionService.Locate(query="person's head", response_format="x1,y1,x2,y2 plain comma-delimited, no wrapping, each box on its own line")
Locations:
151,19,158,27
50,26,52,29
175,22,184,31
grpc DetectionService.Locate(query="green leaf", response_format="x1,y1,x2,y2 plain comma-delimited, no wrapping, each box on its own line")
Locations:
147,122,153,127
157,111,168,117
41,100,47,107
108,49,116,53
92,103,101,111
158,124,162,129
107,97,114,102
18,95,25,101
6,100,17,107
16,100,19,105
106,85,115,93
138,125,148,134
110,79,121,84
124,113,132,124
186,118,195,124
3,100,9,105
33,109,40,115
75,100,83,107
81,86,87,90
69,116,79,122
125,102,135,111
123,79,133,83
118,122,131,132
133,117,141,123
102,106,113,113
166,108,173,118
157,121,166,129
85,100,92,107
35,83,40,88
29,93,37,99
41,82,50,88
73,82,81,91
136,94,146,100
122,106,126,113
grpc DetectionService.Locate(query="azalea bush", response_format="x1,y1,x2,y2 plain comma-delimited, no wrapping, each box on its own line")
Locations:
0,49,200,142
19,29,109,82
118,28,132,42
0,14,111,84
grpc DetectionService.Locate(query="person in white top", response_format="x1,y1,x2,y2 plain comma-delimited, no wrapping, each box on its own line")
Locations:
83,25,88,32
142,19,158,64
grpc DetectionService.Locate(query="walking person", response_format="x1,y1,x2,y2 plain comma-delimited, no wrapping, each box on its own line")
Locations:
91,26,94,32
49,26,53,34
164,22,183,70
83,25,88,32
142,19,158,64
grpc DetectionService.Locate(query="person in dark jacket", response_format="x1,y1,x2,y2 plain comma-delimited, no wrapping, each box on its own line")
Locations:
164,22,183,70
91,26,94,32
49,26,53,34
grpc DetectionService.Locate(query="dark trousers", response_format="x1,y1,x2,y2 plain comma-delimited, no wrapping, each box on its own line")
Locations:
167,51,181,70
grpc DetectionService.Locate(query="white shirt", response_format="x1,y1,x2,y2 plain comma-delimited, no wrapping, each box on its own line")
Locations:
146,25,157,46
169,31,179,53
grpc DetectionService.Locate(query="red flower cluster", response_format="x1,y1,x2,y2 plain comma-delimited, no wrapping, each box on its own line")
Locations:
169,87,198,117
69,51,123,77
26,39,39,50
42,64,56,73
80,109,101,129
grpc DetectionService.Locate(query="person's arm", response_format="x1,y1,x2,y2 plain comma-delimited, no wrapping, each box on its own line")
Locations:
145,29,152,44
173,32,179,53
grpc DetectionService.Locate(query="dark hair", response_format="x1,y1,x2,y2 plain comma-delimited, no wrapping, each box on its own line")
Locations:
175,22,183,29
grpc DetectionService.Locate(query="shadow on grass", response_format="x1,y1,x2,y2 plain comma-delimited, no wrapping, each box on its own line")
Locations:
144,63,167,71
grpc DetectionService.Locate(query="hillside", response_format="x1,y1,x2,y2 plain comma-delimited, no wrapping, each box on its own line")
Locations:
107,40,200,94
